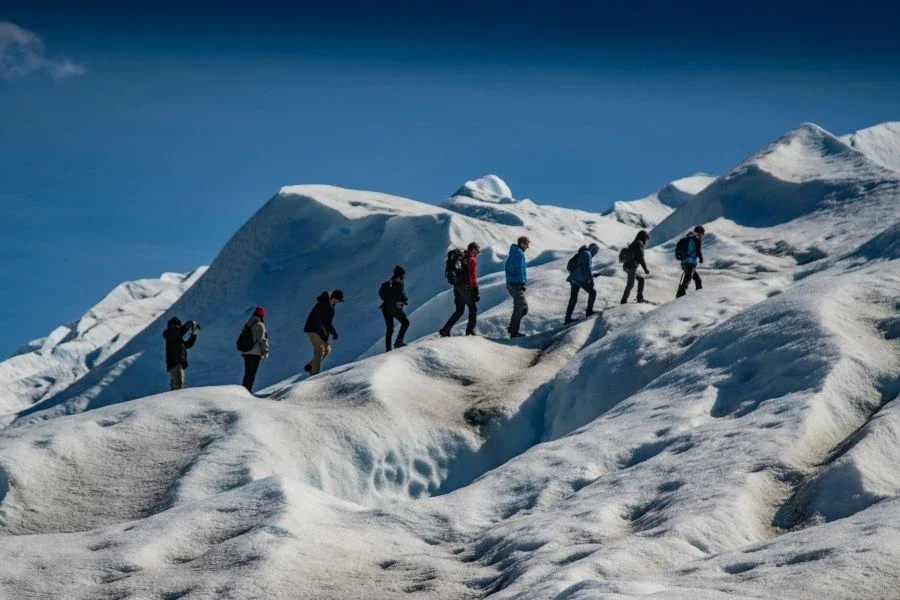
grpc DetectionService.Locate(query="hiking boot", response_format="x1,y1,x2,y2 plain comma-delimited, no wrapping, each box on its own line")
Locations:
586,309,596,317
637,297,647,303
465,330,477,336
303,363,312,373
394,340,406,348
564,317,577,324
439,329,451,338
620,297,628,305
509,332,526,339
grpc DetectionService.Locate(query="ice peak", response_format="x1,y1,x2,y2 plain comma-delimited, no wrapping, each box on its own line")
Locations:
452,175,518,204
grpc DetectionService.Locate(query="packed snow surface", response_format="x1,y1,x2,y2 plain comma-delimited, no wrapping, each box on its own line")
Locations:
1,123,899,599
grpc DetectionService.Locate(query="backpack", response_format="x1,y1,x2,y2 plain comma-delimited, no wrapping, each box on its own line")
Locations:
445,249,465,285
618,247,632,264
236,324,254,353
378,280,394,303
566,246,587,273
675,236,691,261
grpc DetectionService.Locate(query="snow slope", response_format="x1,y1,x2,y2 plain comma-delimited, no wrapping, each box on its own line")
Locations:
604,174,715,229
841,121,900,173
1,123,899,599
0,269,205,415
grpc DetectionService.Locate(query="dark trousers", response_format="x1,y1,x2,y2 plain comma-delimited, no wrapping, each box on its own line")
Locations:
622,267,645,302
242,354,261,392
382,305,410,350
566,282,596,320
507,282,528,335
676,263,703,298
441,285,477,334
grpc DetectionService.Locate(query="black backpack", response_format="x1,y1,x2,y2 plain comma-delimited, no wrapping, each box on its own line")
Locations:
675,236,690,261
567,246,587,273
445,250,465,285
618,247,632,263
236,324,254,353
378,280,394,303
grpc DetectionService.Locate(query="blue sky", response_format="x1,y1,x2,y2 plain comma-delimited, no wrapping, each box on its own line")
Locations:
2,1,899,356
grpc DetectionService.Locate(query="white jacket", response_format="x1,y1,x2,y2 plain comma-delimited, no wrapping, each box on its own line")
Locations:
242,316,269,357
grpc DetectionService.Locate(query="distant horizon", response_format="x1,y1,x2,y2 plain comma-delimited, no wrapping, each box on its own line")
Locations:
3,0,899,355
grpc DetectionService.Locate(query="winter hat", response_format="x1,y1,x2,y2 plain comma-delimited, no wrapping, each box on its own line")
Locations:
168,317,182,327
467,242,481,252
694,225,706,235
588,243,600,255
637,230,650,242
393,265,406,278
331,290,345,302
253,306,266,318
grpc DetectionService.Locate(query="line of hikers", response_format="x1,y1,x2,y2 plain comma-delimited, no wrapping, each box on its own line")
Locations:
163,225,706,393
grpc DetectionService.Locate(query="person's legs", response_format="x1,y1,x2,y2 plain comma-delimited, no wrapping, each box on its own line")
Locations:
692,268,703,290
507,283,527,336
242,355,261,392
636,272,645,301
440,286,467,335
395,309,410,346
465,288,478,335
622,268,636,303
585,283,597,316
382,308,394,351
169,366,184,390
306,332,328,375
676,264,692,298
565,283,580,321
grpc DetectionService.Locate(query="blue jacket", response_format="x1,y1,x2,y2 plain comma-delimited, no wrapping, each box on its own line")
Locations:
505,244,527,284
567,247,594,286
681,232,703,266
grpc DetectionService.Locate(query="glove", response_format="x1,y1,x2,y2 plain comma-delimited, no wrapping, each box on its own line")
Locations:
472,286,480,302
644,269,650,275
332,332,339,341
191,324,201,335
262,353,269,360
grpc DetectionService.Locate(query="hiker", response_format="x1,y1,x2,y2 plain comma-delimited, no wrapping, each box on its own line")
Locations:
505,236,530,338
163,317,199,391
304,290,343,375
380,266,410,352
238,306,269,392
621,230,651,304
565,243,600,324
439,242,480,337
676,225,705,298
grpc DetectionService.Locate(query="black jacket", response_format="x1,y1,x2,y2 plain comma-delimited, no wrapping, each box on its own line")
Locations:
304,292,338,342
625,239,648,272
380,277,408,310
163,322,197,371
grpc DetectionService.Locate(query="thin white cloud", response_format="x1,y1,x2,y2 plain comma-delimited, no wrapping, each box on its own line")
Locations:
0,21,86,81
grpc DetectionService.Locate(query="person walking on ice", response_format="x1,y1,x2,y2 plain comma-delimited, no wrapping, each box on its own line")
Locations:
380,266,410,352
505,236,530,338
620,230,650,304
564,243,600,324
163,317,200,390
304,290,343,375
439,242,481,337
237,306,268,392
675,225,705,298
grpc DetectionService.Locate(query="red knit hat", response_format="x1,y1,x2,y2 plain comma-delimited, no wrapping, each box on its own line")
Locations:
253,306,265,318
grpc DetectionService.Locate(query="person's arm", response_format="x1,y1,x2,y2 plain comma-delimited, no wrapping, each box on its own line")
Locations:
397,281,408,304
184,333,197,349
467,256,478,287
519,249,527,284
637,245,648,273
697,237,704,263
257,323,269,356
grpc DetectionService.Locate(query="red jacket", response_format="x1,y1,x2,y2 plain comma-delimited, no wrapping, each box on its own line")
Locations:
464,251,478,287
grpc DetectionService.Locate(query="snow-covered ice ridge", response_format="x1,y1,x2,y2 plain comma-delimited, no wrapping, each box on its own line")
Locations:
0,122,898,599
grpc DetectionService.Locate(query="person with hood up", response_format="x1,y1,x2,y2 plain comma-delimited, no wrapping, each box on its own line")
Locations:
163,317,199,390
240,306,269,392
304,290,343,375
439,242,480,337
380,266,410,352
564,242,600,323
676,225,705,298
621,230,651,304
505,236,530,338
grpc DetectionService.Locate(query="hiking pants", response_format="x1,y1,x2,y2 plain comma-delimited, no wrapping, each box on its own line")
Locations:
441,285,477,334
168,366,185,391
676,263,703,298
306,332,331,375
242,354,261,392
382,306,410,351
566,282,596,320
507,282,528,335
622,267,645,302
